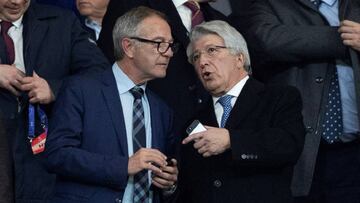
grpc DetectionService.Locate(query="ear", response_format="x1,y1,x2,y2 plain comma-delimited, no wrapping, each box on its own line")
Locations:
236,53,245,69
122,38,135,58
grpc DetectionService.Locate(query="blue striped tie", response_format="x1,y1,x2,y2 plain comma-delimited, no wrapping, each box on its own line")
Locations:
130,86,149,203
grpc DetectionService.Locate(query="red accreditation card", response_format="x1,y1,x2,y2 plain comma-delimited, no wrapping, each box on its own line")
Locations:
31,132,47,155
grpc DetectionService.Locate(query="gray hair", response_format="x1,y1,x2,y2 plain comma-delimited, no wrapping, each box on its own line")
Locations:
112,6,168,60
186,20,251,72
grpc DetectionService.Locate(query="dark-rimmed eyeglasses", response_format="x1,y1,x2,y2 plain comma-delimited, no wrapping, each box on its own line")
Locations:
130,37,179,54
190,45,228,64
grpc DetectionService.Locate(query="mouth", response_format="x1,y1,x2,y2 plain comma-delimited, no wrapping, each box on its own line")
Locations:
5,6,21,14
156,63,168,68
78,2,91,7
202,71,212,80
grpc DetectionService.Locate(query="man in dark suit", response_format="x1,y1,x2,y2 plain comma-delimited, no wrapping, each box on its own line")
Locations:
45,6,178,203
230,0,360,201
179,20,305,203
0,0,108,202
98,0,227,135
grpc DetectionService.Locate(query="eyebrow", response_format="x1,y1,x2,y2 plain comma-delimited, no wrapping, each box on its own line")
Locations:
150,36,174,42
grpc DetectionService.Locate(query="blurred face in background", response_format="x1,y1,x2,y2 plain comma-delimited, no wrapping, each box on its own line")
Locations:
0,0,30,22
76,0,109,24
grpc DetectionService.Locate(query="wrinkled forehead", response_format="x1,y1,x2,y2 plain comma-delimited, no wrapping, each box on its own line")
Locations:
192,34,224,51
136,15,173,41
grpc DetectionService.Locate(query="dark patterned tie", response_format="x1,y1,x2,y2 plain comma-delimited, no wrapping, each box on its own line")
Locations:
320,70,343,144
1,21,15,64
184,1,204,28
130,86,149,203
218,95,233,128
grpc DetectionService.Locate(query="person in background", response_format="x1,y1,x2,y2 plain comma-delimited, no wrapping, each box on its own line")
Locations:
76,0,109,41
178,20,305,203
45,6,178,203
230,0,360,202
0,0,109,202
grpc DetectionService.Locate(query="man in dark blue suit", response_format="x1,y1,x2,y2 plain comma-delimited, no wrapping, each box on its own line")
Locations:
45,6,178,203
0,0,108,202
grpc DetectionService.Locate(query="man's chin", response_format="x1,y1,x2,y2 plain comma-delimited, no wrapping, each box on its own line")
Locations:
3,13,22,22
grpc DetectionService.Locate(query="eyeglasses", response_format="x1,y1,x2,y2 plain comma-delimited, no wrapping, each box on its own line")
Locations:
130,37,179,54
190,45,228,64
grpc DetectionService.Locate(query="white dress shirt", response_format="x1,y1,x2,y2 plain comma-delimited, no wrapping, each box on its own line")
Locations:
173,0,193,32
1,16,25,73
112,63,154,203
213,76,249,127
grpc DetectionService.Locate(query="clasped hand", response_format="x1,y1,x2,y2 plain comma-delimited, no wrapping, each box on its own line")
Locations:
0,65,54,104
339,20,360,51
128,148,178,189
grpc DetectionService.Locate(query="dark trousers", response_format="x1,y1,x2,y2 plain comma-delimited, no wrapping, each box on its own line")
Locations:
0,118,15,203
295,140,360,203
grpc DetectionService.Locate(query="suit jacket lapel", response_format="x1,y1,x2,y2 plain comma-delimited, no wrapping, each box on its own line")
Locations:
149,0,189,48
22,3,49,76
226,78,264,128
101,69,128,156
200,99,219,127
296,0,319,12
146,90,161,149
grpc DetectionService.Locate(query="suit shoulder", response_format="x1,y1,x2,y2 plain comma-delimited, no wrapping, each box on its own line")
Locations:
264,84,302,103
64,72,103,92
30,3,77,21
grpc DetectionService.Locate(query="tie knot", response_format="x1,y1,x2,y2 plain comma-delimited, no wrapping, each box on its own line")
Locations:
184,1,200,13
130,86,144,100
1,21,13,34
218,95,233,108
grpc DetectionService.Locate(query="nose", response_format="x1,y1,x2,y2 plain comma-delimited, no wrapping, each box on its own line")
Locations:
198,53,209,68
162,47,173,57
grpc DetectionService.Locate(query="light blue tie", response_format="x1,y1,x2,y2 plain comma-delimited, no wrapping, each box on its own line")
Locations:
218,95,233,128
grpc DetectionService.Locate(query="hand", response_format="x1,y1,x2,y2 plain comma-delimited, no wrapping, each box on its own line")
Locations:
19,72,55,104
0,64,25,96
152,159,178,189
128,148,167,176
339,20,360,51
182,126,231,157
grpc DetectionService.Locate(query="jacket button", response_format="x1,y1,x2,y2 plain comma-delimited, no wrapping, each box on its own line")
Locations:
315,76,324,83
306,126,314,133
213,179,222,188
197,98,203,104
115,198,122,203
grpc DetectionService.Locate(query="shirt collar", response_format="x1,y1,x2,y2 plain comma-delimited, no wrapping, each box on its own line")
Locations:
173,0,189,8
85,18,101,28
112,63,146,95
0,16,23,29
213,75,249,105
321,0,337,6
